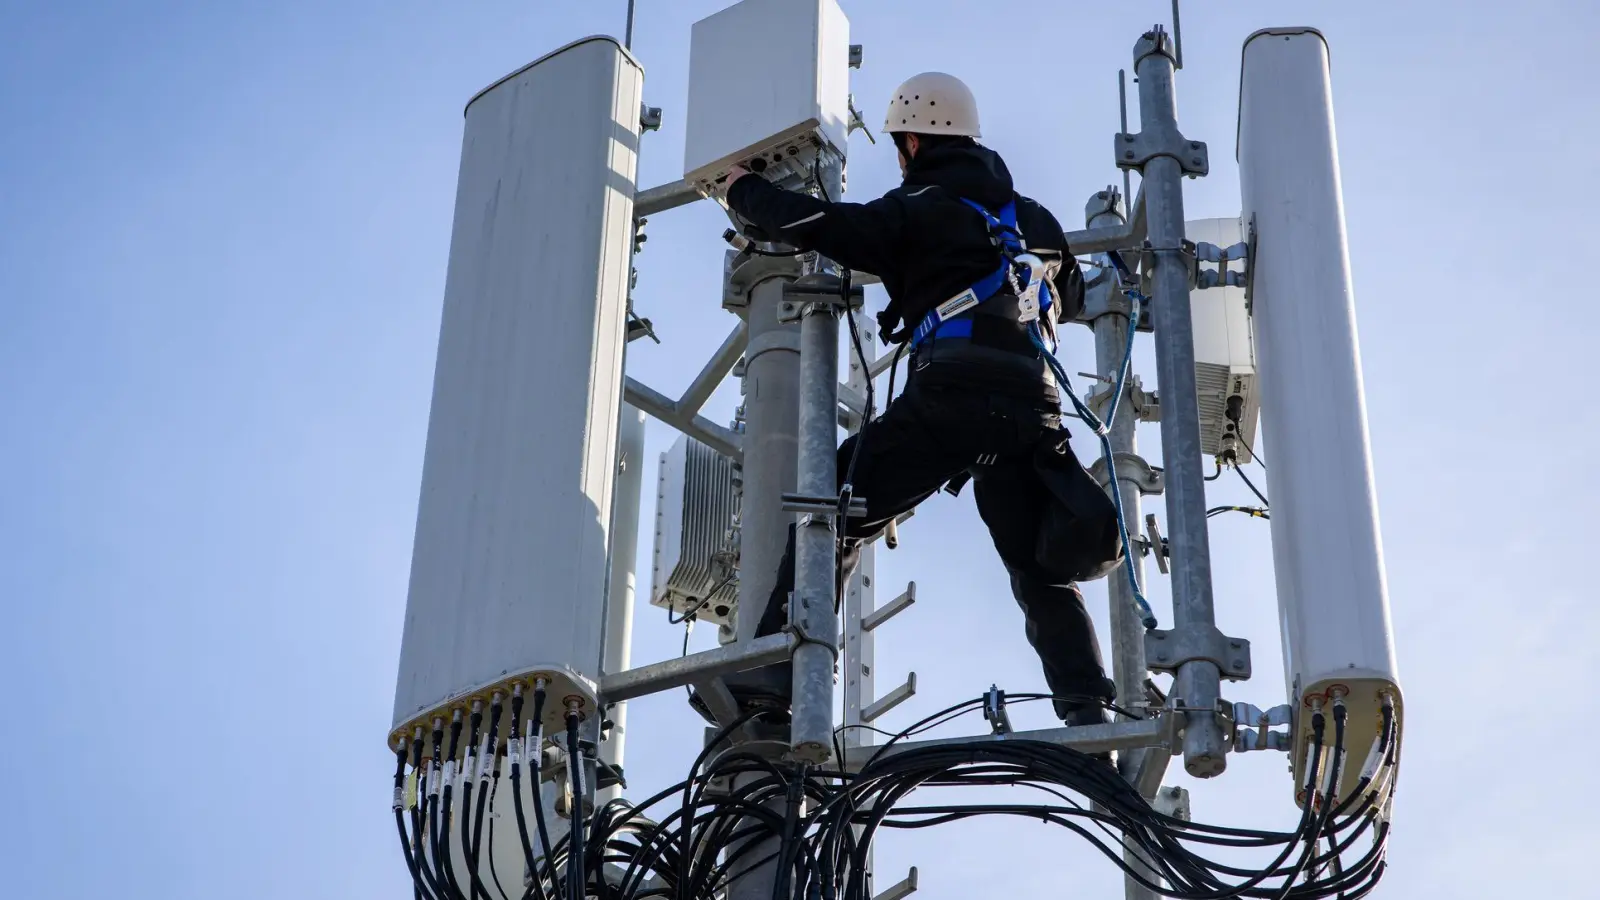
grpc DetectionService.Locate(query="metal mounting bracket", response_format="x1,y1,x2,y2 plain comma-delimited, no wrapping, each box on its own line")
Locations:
1197,268,1247,290
777,276,865,323
1144,627,1252,680
1232,702,1294,752
1144,514,1170,574
1196,241,1250,265
1234,728,1291,752
1114,129,1209,177
1152,785,1192,821
722,248,804,312
982,685,1014,736
1076,268,1155,333
1194,239,1250,290
1087,375,1158,424
1089,452,1165,496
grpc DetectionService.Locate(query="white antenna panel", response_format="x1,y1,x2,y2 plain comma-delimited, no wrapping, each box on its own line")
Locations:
1240,27,1402,801
389,37,644,744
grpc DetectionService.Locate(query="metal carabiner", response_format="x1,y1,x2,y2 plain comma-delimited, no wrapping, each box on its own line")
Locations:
1012,253,1047,324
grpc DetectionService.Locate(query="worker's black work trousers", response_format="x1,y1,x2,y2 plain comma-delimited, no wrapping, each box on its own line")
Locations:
745,372,1117,717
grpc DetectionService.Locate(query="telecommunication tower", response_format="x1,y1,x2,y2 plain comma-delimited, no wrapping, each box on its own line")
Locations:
385,3,1402,898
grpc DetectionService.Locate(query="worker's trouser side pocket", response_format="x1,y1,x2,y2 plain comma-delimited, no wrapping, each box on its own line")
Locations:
1031,431,1125,584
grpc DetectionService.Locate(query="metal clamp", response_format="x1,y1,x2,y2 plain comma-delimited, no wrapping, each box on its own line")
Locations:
1079,275,1131,321
1076,271,1155,333
1088,452,1165,496
1144,627,1252,680
783,620,840,661
1113,130,1210,177
1134,27,1178,69
1087,375,1158,424
782,493,869,517
722,249,804,312
1152,785,1192,821
982,685,1014,736
639,104,663,132
778,276,865,323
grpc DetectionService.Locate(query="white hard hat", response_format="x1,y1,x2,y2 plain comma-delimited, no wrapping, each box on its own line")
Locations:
882,72,981,138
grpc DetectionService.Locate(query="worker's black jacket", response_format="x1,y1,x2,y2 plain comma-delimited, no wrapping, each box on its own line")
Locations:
726,142,1085,391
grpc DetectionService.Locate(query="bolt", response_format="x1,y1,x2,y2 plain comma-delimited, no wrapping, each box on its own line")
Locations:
1190,141,1201,149
1191,157,1203,167
1158,652,1170,662
1124,151,1136,159
1123,134,1135,143
1230,640,1242,649
1232,660,1245,670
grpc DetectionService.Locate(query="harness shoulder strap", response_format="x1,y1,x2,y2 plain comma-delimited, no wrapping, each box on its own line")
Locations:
910,196,1054,347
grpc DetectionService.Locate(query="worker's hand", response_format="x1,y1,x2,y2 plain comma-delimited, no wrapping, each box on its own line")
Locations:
723,165,752,192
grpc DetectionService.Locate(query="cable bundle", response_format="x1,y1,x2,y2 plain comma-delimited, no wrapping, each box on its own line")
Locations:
396,691,1397,900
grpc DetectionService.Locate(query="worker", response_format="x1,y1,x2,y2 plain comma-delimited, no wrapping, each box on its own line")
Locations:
696,72,1125,733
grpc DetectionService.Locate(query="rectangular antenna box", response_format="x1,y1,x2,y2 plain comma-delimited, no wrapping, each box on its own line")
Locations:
1187,216,1261,464
652,433,742,629
683,0,851,197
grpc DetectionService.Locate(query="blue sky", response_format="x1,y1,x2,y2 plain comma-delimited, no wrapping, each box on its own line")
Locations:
4,1,1596,896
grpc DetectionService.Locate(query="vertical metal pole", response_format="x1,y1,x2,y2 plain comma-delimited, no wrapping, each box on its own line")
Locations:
597,404,646,806
1086,192,1149,743
624,0,637,50
788,300,841,763
789,160,845,763
733,275,803,647
1133,29,1227,778
724,258,802,900
1085,191,1163,900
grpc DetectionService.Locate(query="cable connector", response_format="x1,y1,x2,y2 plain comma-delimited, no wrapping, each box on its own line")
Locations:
722,228,751,252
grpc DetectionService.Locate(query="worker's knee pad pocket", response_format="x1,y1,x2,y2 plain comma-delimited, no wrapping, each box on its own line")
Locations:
1031,434,1124,584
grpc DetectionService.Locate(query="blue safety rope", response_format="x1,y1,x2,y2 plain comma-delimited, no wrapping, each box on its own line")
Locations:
1027,250,1157,630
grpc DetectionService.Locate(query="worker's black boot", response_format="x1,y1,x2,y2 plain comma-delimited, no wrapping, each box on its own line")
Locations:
1057,676,1118,765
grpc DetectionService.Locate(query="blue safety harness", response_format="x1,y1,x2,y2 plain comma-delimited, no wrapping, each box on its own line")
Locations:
910,198,1054,346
